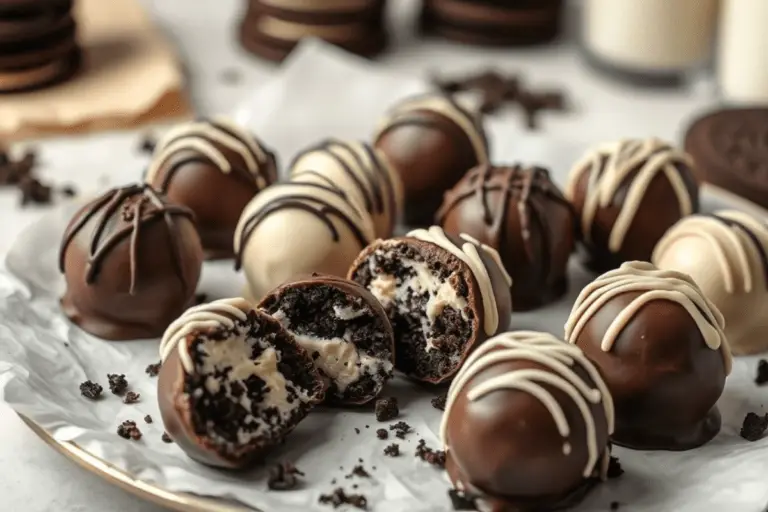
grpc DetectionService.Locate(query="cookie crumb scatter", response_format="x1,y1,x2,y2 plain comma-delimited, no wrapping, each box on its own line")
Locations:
138,134,157,155
117,420,142,440
607,456,624,479
123,391,140,404
107,374,128,395
431,393,447,411
79,380,103,400
267,462,304,491
448,489,477,510
415,439,446,467
161,432,173,443
755,360,768,385
19,175,52,206
375,397,399,421
383,444,400,457
144,415,152,424
61,185,77,197
740,412,768,441
354,428,360,435
347,465,370,479
376,428,388,440
389,421,411,439
145,361,162,377
319,488,368,510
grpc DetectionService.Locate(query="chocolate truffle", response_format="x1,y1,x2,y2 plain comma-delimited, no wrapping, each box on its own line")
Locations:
259,274,395,405
442,331,614,511
653,210,768,355
60,184,203,340
234,179,375,301
348,226,512,383
373,93,489,226
437,164,575,311
565,261,731,450
145,118,278,259
289,139,403,238
565,138,699,273
158,298,324,469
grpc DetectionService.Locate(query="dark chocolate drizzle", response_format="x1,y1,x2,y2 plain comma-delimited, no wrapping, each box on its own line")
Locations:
708,213,768,289
234,183,370,271
59,184,195,295
437,165,573,278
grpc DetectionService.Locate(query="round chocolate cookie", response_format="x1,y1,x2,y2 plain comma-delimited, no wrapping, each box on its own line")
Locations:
60,184,203,341
565,138,699,273
348,226,512,384
254,0,386,24
565,261,731,450
437,164,575,311
654,210,768,355
158,298,325,469
0,23,77,69
145,119,278,260
684,108,768,210
259,274,395,405
234,179,376,302
289,139,403,239
442,331,614,511
374,93,489,227
0,46,79,93
0,0,72,16
420,0,564,47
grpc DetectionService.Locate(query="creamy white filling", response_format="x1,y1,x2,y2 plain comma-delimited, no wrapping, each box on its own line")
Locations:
368,254,468,353
333,304,367,320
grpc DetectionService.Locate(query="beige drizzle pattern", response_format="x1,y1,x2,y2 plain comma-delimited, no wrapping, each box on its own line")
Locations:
441,331,615,479
565,138,695,252
159,298,252,374
564,261,731,374
408,226,511,336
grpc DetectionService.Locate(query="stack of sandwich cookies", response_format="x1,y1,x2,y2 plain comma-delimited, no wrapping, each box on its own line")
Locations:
0,0,81,93
420,0,564,47
239,0,388,63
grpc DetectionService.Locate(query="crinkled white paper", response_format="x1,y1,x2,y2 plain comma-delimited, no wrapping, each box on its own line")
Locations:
1,41,768,512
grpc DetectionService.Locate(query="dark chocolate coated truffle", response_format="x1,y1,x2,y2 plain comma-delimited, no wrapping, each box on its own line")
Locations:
158,298,324,469
348,226,511,383
565,261,731,450
145,118,278,259
259,274,395,405
438,164,576,311
442,331,614,511
565,138,699,273
373,93,489,226
59,184,203,341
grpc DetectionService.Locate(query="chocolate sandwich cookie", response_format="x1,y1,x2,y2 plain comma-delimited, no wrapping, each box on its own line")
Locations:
684,108,768,211
421,0,564,47
0,0,72,17
0,47,80,93
253,0,386,25
0,23,76,69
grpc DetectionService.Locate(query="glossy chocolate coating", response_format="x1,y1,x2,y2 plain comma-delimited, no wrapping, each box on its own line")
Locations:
145,119,278,260
60,184,203,340
374,94,489,226
438,164,575,310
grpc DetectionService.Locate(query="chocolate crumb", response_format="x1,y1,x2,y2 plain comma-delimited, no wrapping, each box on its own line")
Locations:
267,462,304,491
383,444,400,457
60,185,77,197
144,415,153,424
19,175,52,206
376,428,388,440
352,484,358,489
375,397,399,422
415,439,446,468
107,374,128,396
145,361,162,377
331,478,337,485
138,134,157,155
741,412,768,441
756,360,768,386
431,393,447,411
448,489,477,510
365,425,369,429
319,488,367,510
161,432,173,443
79,380,103,400
123,391,140,404
607,456,624,479
358,458,363,463
117,420,142,441
610,502,621,511
349,465,369,478
354,428,360,435
389,421,411,439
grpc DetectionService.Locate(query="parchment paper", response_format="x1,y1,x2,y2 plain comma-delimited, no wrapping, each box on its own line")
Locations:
1,41,768,512
0,0,191,140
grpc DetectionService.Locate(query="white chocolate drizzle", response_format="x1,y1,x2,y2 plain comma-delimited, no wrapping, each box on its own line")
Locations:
441,331,615,479
565,261,732,374
408,226,511,335
565,138,695,252
159,297,253,373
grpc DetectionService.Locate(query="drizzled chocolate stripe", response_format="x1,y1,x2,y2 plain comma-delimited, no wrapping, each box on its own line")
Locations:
709,213,768,289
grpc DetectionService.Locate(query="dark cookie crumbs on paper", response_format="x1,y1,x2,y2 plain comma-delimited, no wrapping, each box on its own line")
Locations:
431,393,447,411
61,185,78,198
415,439,446,468
79,380,103,400
607,456,624,479
161,432,173,443
0,148,35,186
267,462,304,491
354,428,360,434
448,489,477,510
346,465,370,479
107,374,128,395
19,176,52,206
389,421,411,439
383,444,400,457
123,391,140,404
740,412,768,441
145,361,162,377
117,420,142,441
610,502,621,511
144,415,153,424
756,360,768,385
376,428,388,440
319,488,368,510
138,134,157,155
375,397,399,421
